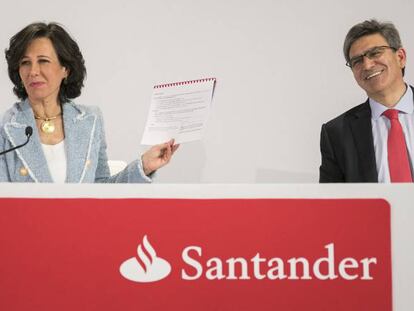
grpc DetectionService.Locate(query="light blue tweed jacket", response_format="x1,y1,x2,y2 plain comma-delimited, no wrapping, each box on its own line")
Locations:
0,99,152,183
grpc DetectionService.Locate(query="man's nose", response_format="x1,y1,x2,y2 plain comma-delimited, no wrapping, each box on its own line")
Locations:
361,55,376,69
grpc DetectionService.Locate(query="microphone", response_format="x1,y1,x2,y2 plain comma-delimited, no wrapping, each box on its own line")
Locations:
0,126,33,156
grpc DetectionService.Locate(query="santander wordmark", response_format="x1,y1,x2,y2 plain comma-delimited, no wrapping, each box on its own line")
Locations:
181,243,376,281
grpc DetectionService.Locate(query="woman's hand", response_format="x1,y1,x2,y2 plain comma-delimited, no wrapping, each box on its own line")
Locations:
141,139,180,176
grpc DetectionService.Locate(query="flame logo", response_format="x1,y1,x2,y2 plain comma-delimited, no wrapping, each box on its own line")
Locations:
120,235,171,283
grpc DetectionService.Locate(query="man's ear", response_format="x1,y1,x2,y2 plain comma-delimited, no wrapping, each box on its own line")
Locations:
396,47,407,69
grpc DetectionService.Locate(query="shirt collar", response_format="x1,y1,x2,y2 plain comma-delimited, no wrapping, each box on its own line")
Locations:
369,84,414,120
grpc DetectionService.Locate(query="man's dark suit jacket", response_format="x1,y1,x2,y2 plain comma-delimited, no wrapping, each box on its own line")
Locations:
319,98,379,182
319,86,414,182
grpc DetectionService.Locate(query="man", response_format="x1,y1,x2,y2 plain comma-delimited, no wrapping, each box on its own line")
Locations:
320,19,413,183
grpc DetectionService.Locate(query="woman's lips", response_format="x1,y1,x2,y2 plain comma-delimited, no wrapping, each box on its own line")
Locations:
29,82,45,87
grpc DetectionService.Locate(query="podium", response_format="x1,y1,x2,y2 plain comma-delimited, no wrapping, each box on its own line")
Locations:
0,183,413,311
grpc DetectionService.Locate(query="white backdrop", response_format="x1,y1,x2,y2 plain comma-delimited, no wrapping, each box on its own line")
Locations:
1,0,413,183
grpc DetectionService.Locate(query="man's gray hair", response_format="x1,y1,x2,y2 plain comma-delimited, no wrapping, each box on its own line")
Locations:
343,19,403,63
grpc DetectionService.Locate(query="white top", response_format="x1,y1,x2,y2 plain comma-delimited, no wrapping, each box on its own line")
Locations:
41,140,67,183
369,85,414,183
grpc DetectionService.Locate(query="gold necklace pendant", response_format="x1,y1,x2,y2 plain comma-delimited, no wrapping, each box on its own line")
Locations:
40,120,56,134
34,112,62,134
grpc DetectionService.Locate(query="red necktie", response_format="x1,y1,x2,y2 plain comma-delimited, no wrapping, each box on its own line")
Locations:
383,109,413,182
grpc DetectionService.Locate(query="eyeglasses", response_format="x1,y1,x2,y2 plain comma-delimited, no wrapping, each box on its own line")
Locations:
346,45,397,68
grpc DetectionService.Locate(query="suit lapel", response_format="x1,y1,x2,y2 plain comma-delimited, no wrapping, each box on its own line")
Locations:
349,101,378,182
63,103,97,183
4,100,52,182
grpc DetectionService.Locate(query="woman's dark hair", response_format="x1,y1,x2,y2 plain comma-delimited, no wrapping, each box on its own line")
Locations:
5,22,86,103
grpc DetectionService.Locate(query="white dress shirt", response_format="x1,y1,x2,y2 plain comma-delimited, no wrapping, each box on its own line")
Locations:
369,85,414,183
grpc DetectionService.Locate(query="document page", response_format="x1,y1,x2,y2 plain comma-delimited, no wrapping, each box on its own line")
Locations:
141,78,216,145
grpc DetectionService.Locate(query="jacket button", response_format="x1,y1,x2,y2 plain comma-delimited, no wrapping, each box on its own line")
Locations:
86,160,91,167
19,167,28,176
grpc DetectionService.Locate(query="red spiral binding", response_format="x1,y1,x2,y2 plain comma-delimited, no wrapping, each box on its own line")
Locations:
154,77,216,89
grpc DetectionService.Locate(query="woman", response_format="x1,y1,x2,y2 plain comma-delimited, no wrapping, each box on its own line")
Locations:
0,22,179,183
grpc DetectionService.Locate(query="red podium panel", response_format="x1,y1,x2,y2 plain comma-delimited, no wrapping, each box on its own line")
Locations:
0,198,391,310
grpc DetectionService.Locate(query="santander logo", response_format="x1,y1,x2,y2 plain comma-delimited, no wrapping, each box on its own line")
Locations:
119,235,171,283
120,236,378,283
